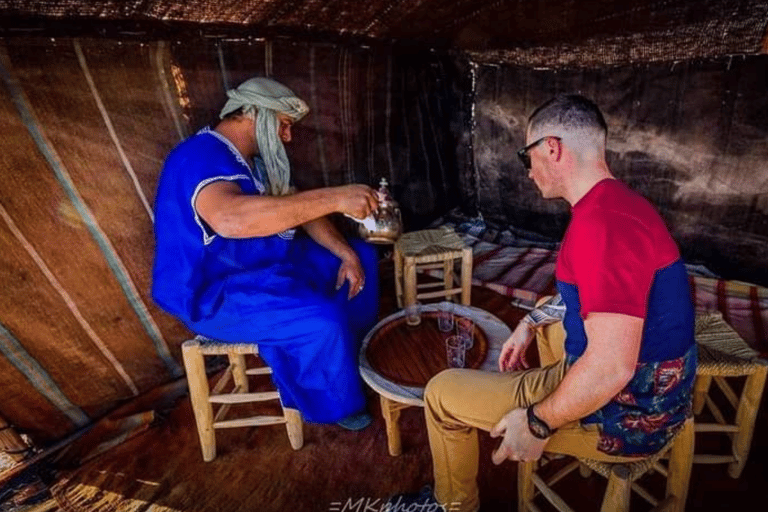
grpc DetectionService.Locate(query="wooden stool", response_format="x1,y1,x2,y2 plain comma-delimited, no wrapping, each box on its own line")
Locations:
393,227,472,308
0,413,32,462
692,313,768,478
519,418,695,512
181,336,303,462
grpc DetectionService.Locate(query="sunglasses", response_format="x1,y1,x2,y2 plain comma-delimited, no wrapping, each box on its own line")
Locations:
516,136,561,170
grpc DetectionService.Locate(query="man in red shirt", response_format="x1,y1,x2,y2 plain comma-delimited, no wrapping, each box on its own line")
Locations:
391,95,695,512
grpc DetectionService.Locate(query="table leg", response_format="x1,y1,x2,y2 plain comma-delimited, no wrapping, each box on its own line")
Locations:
403,257,417,308
380,395,409,456
460,247,472,305
394,244,404,308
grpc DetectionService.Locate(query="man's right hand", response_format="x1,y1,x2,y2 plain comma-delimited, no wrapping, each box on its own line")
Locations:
498,317,535,372
334,184,379,220
490,407,548,463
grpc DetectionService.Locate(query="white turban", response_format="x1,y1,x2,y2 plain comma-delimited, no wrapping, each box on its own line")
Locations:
220,77,309,196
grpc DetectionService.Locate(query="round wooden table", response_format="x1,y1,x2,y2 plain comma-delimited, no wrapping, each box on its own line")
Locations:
359,302,512,456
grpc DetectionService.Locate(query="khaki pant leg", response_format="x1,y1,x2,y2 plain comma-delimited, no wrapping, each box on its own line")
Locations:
536,320,565,367
424,361,566,512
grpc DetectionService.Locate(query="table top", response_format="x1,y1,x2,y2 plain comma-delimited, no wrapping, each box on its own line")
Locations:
359,302,513,407
365,311,490,386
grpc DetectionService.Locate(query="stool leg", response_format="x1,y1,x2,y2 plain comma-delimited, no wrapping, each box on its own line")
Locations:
460,247,472,306
403,257,417,308
728,366,767,478
283,407,304,450
229,353,249,393
666,419,694,512
443,259,454,300
380,395,403,456
182,343,216,462
600,465,631,512
518,460,535,512
394,244,404,308
693,375,712,415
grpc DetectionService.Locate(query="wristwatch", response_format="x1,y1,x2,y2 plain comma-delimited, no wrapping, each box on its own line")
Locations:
526,404,556,439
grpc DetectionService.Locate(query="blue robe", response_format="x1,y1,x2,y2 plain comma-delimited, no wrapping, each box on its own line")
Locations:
152,128,379,423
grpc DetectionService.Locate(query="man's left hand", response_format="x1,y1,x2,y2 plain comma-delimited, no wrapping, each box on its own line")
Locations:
490,408,548,464
336,253,365,299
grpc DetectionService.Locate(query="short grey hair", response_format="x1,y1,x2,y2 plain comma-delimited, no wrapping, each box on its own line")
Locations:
527,95,607,157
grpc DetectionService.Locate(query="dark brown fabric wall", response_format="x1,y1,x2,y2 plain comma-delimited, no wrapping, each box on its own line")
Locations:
471,56,768,287
0,36,466,445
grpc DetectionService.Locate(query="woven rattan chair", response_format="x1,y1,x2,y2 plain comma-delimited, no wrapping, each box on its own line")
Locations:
393,227,472,308
692,312,768,478
518,418,694,512
181,336,303,462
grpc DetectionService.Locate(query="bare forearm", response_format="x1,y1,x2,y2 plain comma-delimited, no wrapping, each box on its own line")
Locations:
211,189,340,238
534,313,643,430
534,355,632,429
302,216,356,261
196,182,379,239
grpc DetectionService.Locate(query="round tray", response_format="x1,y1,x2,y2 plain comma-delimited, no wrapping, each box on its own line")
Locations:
365,311,489,387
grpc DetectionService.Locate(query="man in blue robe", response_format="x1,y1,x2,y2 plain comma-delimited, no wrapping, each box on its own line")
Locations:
152,77,380,430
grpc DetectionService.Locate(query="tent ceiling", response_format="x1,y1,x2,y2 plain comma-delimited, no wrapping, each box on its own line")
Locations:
1,1,767,65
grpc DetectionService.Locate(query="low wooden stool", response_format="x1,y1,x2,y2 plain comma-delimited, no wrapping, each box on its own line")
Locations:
181,336,303,462
692,312,768,478
393,227,472,308
519,418,694,512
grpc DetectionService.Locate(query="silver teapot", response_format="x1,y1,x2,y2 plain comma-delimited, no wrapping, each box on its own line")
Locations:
347,178,402,244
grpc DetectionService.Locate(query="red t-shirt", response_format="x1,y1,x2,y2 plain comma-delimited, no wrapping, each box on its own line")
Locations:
556,179,680,319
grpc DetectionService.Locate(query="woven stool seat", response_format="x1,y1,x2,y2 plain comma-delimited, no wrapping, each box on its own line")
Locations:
692,312,767,478
698,349,766,376
193,338,265,355
182,336,303,462
394,227,472,307
519,418,694,512
695,312,765,373
580,446,667,481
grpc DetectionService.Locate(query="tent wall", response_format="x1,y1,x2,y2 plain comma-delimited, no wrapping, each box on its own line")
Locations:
0,36,466,445
472,56,768,287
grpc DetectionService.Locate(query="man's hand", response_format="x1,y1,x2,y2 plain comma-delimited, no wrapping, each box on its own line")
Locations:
490,408,548,464
335,184,379,220
498,318,535,372
336,252,365,299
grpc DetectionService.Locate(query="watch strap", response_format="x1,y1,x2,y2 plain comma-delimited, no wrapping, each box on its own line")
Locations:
526,404,556,439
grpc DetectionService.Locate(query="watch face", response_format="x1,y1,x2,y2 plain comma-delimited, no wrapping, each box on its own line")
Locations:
528,419,548,439
527,406,552,439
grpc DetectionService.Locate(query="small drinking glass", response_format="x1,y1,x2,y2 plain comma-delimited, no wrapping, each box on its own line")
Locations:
445,335,466,368
456,316,475,350
437,303,454,332
405,301,422,327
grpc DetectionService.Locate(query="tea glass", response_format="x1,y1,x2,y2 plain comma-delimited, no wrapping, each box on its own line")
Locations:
445,335,466,368
405,301,422,327
437,303,455,332
456,316,475,350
